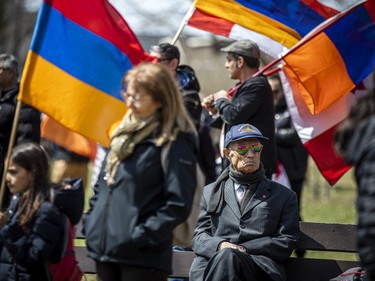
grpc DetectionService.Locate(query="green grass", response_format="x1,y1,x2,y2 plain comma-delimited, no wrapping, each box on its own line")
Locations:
298,158,358,261
301,158,356,224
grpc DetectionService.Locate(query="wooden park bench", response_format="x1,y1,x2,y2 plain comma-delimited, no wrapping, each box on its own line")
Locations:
74,221,360,281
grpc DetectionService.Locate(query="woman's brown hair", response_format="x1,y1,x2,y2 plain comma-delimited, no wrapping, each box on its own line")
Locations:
122,63,197,145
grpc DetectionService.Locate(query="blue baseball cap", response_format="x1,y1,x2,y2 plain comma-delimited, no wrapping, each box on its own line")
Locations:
224,124,268,148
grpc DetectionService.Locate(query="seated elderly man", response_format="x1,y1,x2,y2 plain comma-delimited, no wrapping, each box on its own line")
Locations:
189,123,300,281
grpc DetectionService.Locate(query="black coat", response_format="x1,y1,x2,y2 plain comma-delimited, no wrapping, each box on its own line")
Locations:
177,64,202,126
344,116,375,281
84,133,198,274
0,180,84,281
0,84,41,205
177,65,216,183
275,97,308,183
0,84,41,159
213,75,277,175
0,195,66,281
53,177,85,225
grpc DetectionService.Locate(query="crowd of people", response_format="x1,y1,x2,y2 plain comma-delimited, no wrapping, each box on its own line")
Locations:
0,36,374,281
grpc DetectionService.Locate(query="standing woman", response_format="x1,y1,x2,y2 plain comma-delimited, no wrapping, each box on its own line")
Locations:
0,143,66,281
84,63,198,281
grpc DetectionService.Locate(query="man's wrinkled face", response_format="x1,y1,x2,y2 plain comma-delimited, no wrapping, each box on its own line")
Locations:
224,138,262,174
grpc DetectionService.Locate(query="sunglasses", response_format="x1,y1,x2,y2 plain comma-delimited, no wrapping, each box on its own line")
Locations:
230,143,263,155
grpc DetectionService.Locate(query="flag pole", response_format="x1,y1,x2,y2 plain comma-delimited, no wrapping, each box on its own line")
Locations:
0,100,22,210
264,66,281,77
170,3,196,45
254,57,283,77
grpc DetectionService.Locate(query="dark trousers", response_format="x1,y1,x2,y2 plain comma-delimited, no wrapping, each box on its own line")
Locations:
291,177,306,258
290,178,304,218
96,262,168,281
197,248,273,281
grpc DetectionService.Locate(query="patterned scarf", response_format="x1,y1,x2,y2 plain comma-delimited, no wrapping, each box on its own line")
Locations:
105,112,160,186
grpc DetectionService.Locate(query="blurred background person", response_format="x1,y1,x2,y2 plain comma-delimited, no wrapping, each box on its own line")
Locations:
84,63,198,281
334,89,375,281
40,114,97,193
43,140,90,187
0,54,41,209
268,74,308,257
150,43,217,185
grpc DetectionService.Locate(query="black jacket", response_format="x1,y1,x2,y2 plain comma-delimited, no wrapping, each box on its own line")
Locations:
344,116,375,281
0,196,65,281
0,84,41,159
213,75,277,175
275,97,308,182
0,84,41,208
177,65,202,126
177,65,217,184
0,180,84,281
84,133,198,274
53,177,85,225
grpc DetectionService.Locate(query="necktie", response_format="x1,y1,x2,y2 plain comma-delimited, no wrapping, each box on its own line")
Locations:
240,184,256,212
237,184,248,204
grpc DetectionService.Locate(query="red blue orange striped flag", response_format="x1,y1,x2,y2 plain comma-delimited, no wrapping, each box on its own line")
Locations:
280,69,373,185
257,0,375,185
18,0,150,146
275,0,375,185
187,0,361,57
282,0,375,114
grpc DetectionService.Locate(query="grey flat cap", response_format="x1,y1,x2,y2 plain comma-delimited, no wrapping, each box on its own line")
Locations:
221,40,260,59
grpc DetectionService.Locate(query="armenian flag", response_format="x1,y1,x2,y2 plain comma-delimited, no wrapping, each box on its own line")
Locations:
280,69,372,185
282,0,375,114
187,0,361,57
18,0,150,146
274,0,375,184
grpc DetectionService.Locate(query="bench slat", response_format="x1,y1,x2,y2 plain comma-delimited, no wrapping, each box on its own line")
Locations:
298,222,357,252
74,247,196,277
285,257,361,281
171,251,196,277
169,254,362,279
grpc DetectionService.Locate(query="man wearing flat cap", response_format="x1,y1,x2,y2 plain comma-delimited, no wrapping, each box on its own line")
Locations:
189,123,299,281
202,39,277,179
